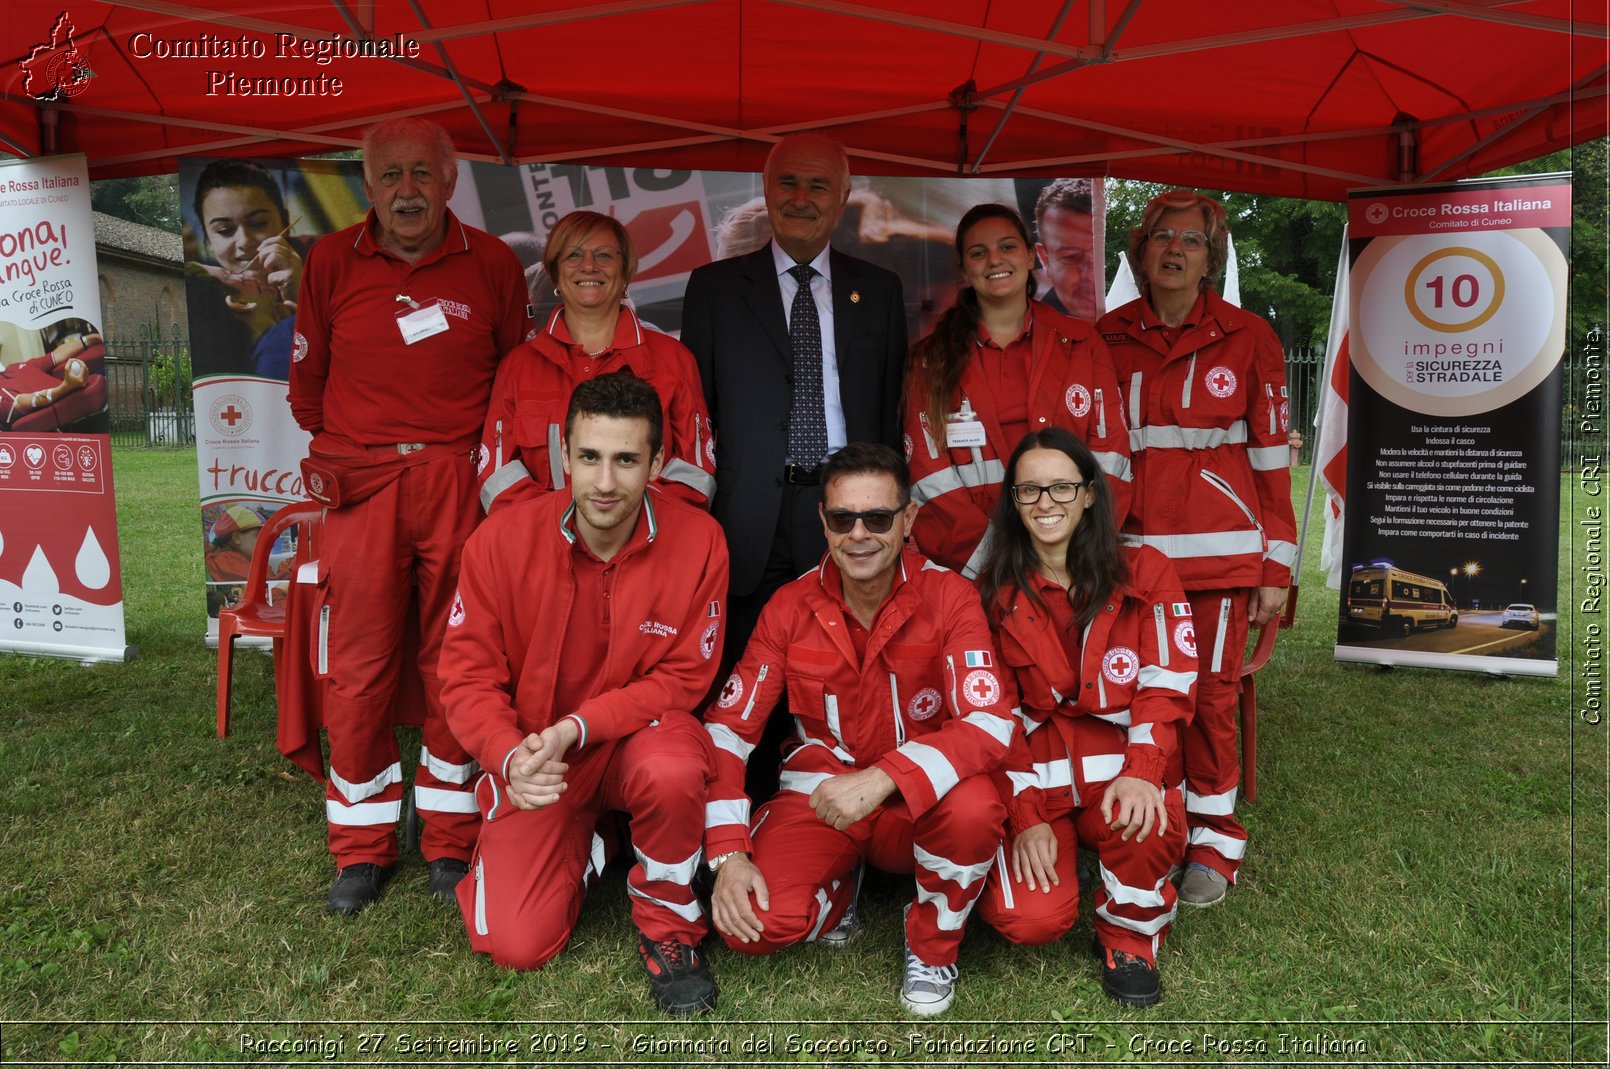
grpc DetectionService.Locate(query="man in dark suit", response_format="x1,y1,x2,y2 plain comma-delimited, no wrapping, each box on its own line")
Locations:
682,132,907,796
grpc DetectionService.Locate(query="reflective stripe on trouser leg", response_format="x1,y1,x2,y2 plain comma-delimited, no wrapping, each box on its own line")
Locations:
890,774,1005,967
1183,589,1250,880
1084,786,1185,962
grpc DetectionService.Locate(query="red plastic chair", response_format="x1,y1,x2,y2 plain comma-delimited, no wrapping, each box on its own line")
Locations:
1237,618,1281,803
215,502,322,738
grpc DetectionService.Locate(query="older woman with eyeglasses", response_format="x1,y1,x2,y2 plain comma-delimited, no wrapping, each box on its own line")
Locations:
477,210,716,513
1096,188,1297,908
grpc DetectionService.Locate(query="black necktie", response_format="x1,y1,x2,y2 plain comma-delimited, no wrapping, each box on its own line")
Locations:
788,263,827,466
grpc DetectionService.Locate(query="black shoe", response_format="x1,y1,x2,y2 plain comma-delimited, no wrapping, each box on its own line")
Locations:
636,934,717,1016
326,863,394,916
1094,941,1161,1008
426,858,469,902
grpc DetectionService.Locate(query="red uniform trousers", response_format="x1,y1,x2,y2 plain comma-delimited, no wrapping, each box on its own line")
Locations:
320,450,479,866
721,774,1004,967
457,713,715,971
979,786,1186,964
1181,587,1251,881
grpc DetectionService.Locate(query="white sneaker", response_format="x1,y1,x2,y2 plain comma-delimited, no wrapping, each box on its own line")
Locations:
816,864,864,949
899,905,957,1016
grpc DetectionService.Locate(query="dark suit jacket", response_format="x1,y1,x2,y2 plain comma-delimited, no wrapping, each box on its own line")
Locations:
682,244,907,597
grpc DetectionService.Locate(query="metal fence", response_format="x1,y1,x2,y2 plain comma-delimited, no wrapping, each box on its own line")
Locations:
104,325,194,447
1285,345,1324,466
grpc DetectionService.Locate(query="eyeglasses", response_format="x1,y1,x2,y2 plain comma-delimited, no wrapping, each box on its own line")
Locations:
562,246,620,267
823,508,901,534
1147,228,1208,251
1011,481,1086,504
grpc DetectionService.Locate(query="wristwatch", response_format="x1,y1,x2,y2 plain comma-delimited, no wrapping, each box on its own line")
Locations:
706,851,743,873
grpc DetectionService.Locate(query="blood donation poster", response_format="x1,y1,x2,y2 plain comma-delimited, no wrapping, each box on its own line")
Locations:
183,157,1104,641
1336,174,1568,676
0,153,130,662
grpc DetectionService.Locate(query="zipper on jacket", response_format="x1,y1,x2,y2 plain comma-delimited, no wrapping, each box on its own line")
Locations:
473,858,488,936
547,424,565,488
693,413,703,463
888,672,907,745
945,655,960,722
1266,383,1277,436
1128,372,1143,433
494,419,503,470
1154,602,1169,668
1094,387,1107,439
1181,351,1198,409
741,664,769,720
317,605,330,675
1212,596,1232,673
1199,468,1262,531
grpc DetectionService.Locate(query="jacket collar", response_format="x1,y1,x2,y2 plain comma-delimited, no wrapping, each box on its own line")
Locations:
353,208,470,267
558,493,658,560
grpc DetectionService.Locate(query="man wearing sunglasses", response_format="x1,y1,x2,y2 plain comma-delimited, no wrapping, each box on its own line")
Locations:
701,443,1011,1017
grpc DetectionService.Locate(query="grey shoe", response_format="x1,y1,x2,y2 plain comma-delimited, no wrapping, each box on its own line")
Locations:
898,905,957,1016
1178,864,1228,907
816,864,865,949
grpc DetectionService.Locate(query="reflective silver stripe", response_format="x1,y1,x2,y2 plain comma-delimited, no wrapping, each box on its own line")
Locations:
317,606,330,675
473,858,488,935
805,886,834,942
1082,752,1123,784
1127,372,1143,432
963,710,1012,747
705,798,750,830
792,732,855,766
913,843,992,889
1096,899,1176,937
1186,785,1239,815
414,785,479,813
1133,421,1249,452
825,692,847,751
419,745,477,784
780,769,832,795
626,884,704,922
547,424,564,488
1267,539,1298,567
1005,770,1040,797
480,458,531,510
885,675,906,745
960,526,995,581
910,457,1007,504
1090,707,1132,728
1189,826,1248,860
741,664,769,720
1211,597,1231,673
914,852,994,931
1247,444,1289,470
1094,386,1107,438
1139,664,1196,694
330,761,401,804
1129,530,1265,559
634,845,702,885
582,831,607,886
661,458,716,500
1153,603,1168,668
325,799,401,825
1099,863,1169,908
898,739,959,800
1094,450,1133,484
1181,352,1197,408
995,843,1015,909
1033,758,1073,789
706,722,755,763
1127,722,1155,746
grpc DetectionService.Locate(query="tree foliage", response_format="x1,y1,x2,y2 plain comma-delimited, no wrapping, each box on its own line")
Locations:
90,173,180,232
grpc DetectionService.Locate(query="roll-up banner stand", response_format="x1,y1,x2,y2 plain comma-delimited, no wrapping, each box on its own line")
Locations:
0,153,131,663
1336,174,1568,676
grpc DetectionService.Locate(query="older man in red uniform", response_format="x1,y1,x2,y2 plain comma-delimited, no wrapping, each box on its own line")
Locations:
704,443,1011,1018
289,117,532,914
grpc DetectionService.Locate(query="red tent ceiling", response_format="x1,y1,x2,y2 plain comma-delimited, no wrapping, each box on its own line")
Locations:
3,0,1606,198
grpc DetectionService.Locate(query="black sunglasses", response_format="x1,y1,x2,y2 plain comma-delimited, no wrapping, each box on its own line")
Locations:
823,508,901,534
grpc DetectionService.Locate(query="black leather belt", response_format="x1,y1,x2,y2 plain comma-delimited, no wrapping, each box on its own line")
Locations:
783,463,821,485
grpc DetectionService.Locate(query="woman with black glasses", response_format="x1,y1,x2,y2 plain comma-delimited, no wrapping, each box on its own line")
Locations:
1096,189,1297,908
972,427,1194,1008
903,203,1130,580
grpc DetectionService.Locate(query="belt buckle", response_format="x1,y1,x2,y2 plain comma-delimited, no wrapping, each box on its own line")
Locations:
785,463,819,485
397,442,425,456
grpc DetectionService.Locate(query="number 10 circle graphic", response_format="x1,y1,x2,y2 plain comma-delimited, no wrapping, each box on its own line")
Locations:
1404,247,1505,333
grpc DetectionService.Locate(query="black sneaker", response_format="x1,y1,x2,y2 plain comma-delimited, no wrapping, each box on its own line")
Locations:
636,934,717,1016
426,858,469,902
1094,941,1161,1008
326,863,394,916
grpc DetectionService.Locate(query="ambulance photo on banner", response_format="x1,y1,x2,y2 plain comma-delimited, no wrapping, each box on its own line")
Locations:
0,153,129,662
1337,174,1569,676
183,154,1105,643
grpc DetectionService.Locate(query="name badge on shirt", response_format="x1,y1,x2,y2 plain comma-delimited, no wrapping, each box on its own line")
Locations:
396,299,450,345
945,415,987,448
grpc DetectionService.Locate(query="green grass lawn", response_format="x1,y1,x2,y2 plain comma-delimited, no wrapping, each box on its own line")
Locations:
0,448,1604,1065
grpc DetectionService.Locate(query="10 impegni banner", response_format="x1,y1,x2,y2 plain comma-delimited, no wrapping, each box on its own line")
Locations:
1337,174,1568,676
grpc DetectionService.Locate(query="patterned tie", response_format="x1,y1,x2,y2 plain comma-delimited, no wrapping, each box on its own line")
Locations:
787,263,828,466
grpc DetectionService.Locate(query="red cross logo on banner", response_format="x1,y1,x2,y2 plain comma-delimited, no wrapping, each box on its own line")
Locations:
1102,646,1140,684
963,669,1000,706
219,405,244,427
717,674,744,709
1205,366,1238,398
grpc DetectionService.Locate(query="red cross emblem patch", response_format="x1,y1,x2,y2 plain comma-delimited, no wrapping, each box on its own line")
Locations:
1205,366,1238,398
717,673,743,709
1101,646,1139,684
903,433,914,462
1174,620,1197,658
1065,383,1091,418
907,687,944,721
963,669,1000,706
448,593,465,628
700,621,719,660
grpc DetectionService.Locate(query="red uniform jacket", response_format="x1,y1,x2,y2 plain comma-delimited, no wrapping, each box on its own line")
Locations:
702,546,1014,858
1097,291,1296,591
991,545,1197,836
476,306,715,513
906,302,1131,579
439,490,728,782
288,209,531,445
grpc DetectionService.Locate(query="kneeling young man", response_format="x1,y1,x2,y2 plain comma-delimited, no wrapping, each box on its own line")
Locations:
439,372,728,1015
703,443,1012,1017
